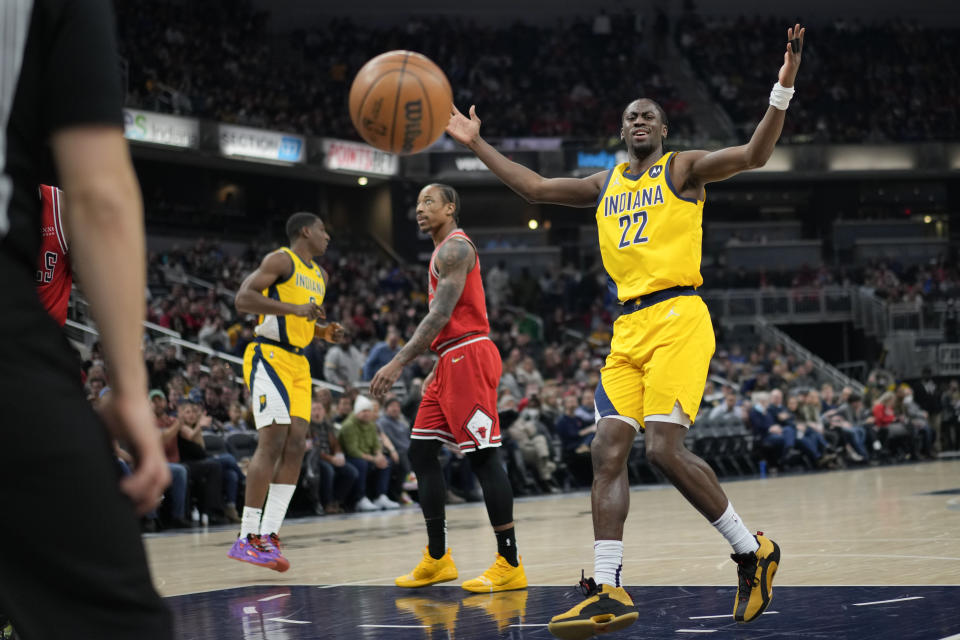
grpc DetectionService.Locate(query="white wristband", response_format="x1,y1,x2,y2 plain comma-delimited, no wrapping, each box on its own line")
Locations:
769,82,795,110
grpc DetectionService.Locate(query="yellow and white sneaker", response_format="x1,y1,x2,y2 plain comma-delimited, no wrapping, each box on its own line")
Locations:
395,547,459,588
461,554,527,593
548,573,638,640
732,532,781,623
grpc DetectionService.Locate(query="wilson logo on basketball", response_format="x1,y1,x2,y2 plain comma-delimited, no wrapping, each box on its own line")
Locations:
401,100,423,153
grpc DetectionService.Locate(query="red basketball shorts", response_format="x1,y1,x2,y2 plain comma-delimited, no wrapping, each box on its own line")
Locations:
412,336,502,452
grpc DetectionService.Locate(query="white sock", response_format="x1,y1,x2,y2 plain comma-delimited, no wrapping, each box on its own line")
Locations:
260,483,297,536
711,502,760,555
240,507,262,538
594,540,623,587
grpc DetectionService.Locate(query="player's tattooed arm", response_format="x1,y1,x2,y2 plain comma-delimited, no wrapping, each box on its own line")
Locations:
369,239,473,398
395,239,473,366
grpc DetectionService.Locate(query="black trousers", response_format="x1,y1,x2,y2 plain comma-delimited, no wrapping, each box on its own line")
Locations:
0,256,172,639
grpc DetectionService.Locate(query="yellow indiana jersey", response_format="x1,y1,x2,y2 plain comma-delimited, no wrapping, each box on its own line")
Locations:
254,247,326,348
594,151,704,302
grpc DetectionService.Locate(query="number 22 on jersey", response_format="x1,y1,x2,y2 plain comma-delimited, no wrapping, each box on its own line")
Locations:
618,211,649,248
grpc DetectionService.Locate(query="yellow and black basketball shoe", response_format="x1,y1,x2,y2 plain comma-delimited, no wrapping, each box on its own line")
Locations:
461,554,528,593
732,532,780,622
547,571,639,640
395,547,459,588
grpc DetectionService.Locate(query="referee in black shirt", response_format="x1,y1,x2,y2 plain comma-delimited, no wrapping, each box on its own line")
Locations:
0,1,172,637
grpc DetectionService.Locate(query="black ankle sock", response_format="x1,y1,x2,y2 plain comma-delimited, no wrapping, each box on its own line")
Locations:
495,527,518,566
425,517,446,560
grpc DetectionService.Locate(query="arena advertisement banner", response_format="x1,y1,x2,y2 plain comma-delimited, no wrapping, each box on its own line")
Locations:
321,138,399,176
567,148,628,171
218,124,305,164
431,151,539,175
123,109,199,149
499,137,563,151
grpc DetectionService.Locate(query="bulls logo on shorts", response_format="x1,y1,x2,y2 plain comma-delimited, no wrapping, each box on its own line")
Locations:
648,164,663,178
465,407,494,447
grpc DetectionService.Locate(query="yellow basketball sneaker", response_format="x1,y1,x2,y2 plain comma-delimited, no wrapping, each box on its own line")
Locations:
461,554,527,593
548,572,638,640
732,532,781,623
395,547,459,588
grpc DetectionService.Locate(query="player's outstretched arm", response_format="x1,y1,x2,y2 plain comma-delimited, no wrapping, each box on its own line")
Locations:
675,24,805,189
447,104,607,208
235,252,321,319
369,239,473,397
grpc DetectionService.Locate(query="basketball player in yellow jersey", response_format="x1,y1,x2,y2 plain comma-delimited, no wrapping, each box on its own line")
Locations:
227,212,344,572
447,24,805,639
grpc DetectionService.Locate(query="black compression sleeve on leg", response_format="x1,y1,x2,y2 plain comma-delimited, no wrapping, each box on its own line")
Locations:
467,447,514,527
408,439,446,521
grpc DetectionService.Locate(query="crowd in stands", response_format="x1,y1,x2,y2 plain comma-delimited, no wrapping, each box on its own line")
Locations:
71,237,958,531
117,0,694,140
118,2,958,145
676,12,960,143
142,239,960,360
702,259,960,300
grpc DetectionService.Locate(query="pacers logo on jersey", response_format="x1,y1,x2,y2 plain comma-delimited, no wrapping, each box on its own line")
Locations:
259,395,267,412
648,164,663,178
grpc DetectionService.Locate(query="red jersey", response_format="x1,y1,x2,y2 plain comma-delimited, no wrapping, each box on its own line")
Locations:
428,229,489,352
35,184,72,326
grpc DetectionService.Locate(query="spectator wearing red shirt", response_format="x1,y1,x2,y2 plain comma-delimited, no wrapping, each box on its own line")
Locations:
872,391,914,458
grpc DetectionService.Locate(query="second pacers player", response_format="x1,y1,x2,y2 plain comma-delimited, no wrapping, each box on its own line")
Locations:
228,212,343,571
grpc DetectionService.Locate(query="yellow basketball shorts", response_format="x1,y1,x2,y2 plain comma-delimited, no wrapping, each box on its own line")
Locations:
242,340,311,428
595,294,715,430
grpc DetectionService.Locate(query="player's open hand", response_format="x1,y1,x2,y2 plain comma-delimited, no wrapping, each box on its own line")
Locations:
446,104,482,146
293,302,323,320
778,23,805,88
370,359,403,399
100,391,171,515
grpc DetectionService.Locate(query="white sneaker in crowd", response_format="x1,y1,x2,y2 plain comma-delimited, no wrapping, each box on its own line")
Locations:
356,496,379,512
374,494,400,510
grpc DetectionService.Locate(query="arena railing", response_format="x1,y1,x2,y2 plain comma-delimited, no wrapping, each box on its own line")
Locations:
700,285,856,325
753,317,866,395
64,318,346,394
852,288,950,341
158,265,236,298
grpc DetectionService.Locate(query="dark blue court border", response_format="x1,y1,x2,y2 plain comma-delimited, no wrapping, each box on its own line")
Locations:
167,584,960,639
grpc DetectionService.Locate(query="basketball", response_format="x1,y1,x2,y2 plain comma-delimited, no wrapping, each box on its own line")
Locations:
348,50,453,155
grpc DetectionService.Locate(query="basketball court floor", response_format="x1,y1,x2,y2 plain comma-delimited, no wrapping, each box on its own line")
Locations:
151,460,960,639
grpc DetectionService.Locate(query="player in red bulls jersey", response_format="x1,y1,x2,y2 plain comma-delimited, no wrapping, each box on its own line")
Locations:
371,183,527,593
34,184,72,325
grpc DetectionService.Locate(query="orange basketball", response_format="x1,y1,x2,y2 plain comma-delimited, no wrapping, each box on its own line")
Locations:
349,50,452,155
